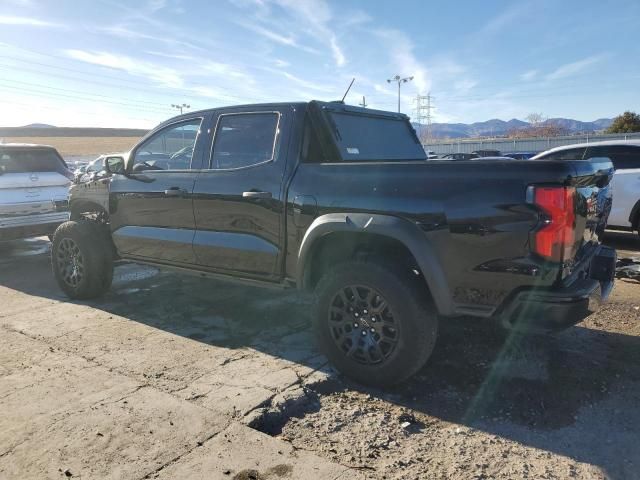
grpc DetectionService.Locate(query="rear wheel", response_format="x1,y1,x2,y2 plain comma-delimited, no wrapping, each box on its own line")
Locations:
52,220,113,299
314,261,438,387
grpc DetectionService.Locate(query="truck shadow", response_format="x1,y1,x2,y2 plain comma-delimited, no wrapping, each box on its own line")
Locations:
1,238,639,478
103,268,640,479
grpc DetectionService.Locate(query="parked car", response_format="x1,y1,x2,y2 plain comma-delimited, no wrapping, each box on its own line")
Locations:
51,101,616,387
76,154,126,184
440,153,479,161
0,143,72,241
532,141,640,237
502,151,537,160
468,156,521,161
424,149,439,159
471,149,501,157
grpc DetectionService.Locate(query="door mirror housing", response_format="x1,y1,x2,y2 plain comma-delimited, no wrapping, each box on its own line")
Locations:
105,156,125,175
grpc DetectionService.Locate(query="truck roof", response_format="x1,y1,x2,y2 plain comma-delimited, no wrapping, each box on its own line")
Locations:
538,139,640,155
158,100,410,130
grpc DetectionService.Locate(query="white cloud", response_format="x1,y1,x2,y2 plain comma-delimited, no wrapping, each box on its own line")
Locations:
545,55,607,81
272,0,347,67
520,69,538,81
281,72,334,92
329,37,345,67
0,15,61,27
147,0,167,11
238,22,295,46
200,61,256,85
375,29,430,94
479,3,530,36
274,59,290,68
454,79,477,93
64,49,185,88
98,25,203,51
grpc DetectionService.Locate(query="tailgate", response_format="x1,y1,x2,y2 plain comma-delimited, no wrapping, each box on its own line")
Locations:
564,157,614,277
0,172,70,216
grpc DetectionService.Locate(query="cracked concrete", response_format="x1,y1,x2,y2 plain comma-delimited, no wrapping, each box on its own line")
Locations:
0,238,357,479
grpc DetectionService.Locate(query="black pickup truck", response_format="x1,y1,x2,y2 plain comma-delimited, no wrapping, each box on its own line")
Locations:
51,101,616,386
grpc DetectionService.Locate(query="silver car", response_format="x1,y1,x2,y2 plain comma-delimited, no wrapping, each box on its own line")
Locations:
0,144,72,241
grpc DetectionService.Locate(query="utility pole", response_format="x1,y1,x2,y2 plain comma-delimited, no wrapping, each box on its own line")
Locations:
387,75,413,113
413,92,435,142
171,103,191,115
359,96,367,108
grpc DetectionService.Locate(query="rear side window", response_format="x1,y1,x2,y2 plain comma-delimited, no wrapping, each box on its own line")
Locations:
211,112,280,169
539,147,586,161
586,145,640,170
0,149,67,175
327,111,426,162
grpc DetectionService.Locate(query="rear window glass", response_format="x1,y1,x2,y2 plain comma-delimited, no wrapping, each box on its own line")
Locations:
327,111,426,162
0,149,67,174
211,113,280,169
537,147,586,161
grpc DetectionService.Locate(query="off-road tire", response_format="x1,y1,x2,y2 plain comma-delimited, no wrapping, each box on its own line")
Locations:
51,220,113,299
314,261,438,387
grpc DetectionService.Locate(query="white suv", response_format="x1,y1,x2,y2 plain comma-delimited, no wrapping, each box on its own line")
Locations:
0,144,72,241
532,140,640,238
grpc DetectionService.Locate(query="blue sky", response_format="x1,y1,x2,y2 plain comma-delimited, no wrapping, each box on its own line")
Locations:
0,0,639,128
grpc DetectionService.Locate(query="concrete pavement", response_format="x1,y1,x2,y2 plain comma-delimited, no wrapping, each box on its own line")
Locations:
0,238,363,479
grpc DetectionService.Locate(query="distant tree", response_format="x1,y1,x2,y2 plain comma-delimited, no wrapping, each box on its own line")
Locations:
606,111,640,133
508,113,567,138
537,120,568,137
525,113,545,127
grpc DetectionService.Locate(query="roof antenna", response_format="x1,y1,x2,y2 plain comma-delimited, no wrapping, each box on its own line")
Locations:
340,77,355,103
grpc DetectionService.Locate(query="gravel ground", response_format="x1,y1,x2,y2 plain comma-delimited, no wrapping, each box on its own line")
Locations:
275,232,640,480
1,231,638,479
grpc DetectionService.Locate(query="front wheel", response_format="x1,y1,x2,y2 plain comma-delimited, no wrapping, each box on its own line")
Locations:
313,261,438,387
51,220,113,299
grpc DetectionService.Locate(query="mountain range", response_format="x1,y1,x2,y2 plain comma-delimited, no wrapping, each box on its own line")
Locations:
415,117,613,139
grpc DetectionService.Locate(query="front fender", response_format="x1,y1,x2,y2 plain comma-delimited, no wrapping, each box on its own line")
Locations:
69,179,110,214
297,213,453,316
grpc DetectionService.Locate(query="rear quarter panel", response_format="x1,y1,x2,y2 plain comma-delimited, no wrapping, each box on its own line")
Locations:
287,160,578,314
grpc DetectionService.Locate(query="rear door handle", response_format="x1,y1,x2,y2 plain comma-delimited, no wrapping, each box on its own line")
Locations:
242,191,272,199
164,187,187,197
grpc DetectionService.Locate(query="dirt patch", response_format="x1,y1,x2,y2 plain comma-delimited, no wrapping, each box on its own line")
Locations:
0,136,140,156
232,464,293,479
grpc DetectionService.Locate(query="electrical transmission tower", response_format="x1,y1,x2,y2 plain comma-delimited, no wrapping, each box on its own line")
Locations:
413,93,435,142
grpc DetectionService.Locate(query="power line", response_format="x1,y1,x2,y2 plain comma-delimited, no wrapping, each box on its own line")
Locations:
0,84,173,115
0,77,171,110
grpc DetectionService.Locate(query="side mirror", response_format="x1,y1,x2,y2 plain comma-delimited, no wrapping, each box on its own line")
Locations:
105,156,125,175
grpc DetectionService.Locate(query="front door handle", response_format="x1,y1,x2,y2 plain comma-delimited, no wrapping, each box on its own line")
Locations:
164,187,187,197
242,191,272,199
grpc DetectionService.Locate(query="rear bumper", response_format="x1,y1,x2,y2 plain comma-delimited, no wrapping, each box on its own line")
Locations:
499,245,616,332
0,210,69,241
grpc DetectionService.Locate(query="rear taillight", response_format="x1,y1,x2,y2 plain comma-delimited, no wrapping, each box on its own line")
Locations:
529,185,576,262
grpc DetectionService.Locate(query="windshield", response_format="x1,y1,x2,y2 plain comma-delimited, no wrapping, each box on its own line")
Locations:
327,111,426,162
0,148,68,175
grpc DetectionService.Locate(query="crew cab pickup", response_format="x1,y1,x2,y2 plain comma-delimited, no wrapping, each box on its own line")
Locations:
51,101,616,386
